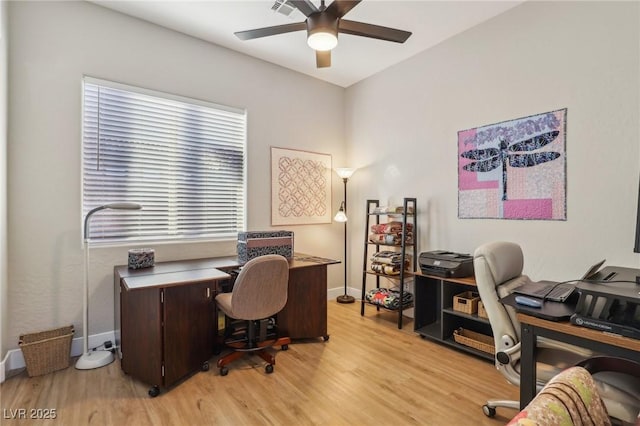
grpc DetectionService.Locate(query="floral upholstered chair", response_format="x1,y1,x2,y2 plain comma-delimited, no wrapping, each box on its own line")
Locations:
507,366,611,426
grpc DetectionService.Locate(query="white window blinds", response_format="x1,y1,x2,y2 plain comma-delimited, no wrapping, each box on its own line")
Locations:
82,77,246,243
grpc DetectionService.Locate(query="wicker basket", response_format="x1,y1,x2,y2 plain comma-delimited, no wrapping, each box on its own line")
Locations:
478,301,489,319
453,328,495,355
19,325,74,377
453,291,480,315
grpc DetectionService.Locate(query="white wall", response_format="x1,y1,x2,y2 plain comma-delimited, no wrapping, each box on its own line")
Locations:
6,1,345,352
346,1,640,286
1,0,9,368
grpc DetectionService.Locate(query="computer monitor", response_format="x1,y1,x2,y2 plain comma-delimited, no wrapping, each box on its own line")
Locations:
634,174,640,254
634,174,640,284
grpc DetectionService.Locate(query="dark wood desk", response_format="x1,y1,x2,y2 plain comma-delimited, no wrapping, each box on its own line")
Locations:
518,313,640,409
114,253,338,395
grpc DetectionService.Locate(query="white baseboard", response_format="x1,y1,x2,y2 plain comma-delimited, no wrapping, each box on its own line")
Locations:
327,286,360,301
0,330,115,383
0,351,7,383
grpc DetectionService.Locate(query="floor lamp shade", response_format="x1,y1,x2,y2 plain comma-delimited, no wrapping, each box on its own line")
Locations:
335,168,355,304
335,168,356,180
334,201,347,222
76,202,142,370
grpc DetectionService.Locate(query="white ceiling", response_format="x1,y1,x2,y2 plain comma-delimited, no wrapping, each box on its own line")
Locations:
92,0,524,88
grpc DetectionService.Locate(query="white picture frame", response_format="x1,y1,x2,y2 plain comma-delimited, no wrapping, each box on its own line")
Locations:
271,147,332,225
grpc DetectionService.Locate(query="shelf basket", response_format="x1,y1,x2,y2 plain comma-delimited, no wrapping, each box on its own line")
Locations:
453,327,495,355
19,325,74,377
453,291,480,315
478,301,489,319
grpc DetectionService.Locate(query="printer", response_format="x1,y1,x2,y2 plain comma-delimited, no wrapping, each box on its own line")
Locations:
419,250,474,278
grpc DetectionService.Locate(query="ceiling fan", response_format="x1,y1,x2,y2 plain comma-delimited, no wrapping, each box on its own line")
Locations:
234,0,412,68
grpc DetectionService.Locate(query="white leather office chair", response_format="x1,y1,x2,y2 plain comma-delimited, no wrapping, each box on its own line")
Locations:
474,241,640,423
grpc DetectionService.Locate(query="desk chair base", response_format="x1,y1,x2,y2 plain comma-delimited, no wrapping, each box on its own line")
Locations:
217,317,290,376
217,336,291,376
482,400,520,417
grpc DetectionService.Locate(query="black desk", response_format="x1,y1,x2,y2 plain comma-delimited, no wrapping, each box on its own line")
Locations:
518,313,640,409
510,266,640,409
501,292,578,321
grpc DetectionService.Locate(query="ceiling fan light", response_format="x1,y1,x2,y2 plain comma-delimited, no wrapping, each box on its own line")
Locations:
307,31,337,51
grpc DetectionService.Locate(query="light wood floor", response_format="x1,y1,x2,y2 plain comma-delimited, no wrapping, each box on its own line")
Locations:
1,301,518,425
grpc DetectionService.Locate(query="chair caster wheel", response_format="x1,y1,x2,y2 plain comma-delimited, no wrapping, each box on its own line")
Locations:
202,361,209,371
265,364,274,374
281,344,289,351
148,385,160,398
220,366,229,376
482,405,496,418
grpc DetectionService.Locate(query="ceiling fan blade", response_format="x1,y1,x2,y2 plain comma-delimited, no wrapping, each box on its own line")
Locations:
288,0,320,17
339,19,412,43
234,22,307,41
326,0,361,18
316,50,331,68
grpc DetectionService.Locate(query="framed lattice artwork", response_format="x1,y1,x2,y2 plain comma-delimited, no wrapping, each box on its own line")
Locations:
271,147,332,225
458,108,567,220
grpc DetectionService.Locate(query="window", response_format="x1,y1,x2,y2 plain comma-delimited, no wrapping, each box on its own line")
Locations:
82,77,246,243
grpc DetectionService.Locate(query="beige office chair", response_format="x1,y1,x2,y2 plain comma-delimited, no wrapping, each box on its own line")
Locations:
474,241,640,423
215,254,291,376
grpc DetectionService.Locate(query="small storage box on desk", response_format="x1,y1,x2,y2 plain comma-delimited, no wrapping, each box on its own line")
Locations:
237,230,294,262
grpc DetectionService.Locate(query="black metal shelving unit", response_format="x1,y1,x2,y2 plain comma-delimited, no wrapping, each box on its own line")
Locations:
360,198,417,329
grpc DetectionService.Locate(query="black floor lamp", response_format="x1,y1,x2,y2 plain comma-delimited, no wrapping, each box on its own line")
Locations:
335,168,356,304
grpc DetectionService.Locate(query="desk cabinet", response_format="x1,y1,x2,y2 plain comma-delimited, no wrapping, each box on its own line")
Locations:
117,268,231,396
414,272,493,361
280,263,328,340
